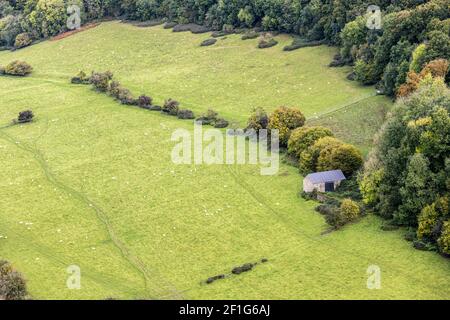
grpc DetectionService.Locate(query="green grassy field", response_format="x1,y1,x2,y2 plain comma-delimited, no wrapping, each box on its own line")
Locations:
0,21,449,300
307,95,392,156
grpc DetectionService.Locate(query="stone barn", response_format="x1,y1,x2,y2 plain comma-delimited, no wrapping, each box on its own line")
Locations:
303,170,346,193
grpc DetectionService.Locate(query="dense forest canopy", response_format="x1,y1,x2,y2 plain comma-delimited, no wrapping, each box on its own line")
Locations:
360,77,449,255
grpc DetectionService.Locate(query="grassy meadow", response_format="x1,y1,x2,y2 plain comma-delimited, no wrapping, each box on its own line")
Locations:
0,21,449,300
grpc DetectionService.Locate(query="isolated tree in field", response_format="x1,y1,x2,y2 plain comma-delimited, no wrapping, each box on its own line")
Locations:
288,126,333,159
0,259,28,300
16,110,34,123
4,60,32,76
268,106,305,146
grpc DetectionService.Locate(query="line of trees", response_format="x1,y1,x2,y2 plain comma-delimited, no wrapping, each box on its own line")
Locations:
1,1,448,95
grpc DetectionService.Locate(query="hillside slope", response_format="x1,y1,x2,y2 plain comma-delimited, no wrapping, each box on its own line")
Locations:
0,22,448,299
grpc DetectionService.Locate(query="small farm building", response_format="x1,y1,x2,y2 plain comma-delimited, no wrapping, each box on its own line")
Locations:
303,170,346,193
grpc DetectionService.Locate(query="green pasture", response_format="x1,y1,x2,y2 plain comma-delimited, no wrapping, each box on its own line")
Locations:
0,22,448,300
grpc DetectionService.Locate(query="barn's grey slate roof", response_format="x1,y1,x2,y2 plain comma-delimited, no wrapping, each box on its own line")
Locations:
305,170,346,184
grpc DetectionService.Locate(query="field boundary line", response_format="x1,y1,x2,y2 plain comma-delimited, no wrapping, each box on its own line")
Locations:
307,93,378,122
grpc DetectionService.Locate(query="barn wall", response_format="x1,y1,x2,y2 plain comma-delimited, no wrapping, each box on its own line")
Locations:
316,183,325,192
303,179,325,192
303,179,343,193
303,179,314,192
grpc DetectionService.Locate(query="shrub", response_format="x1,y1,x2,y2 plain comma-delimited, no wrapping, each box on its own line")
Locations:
206,274,225,284
177,109,195,119
163,22,177,29
173,24,210,34
438,221,450,255
231,263,254,275
196,109,218,125
27,0,67,38
258,34,278,49
404,228,417,242
421,59,449,79
71,71,90,84
340,199,360,221
324,208,347,229
0,260,28,300
4,60,32,76
398,59,449,97
397,71,421,97
360,169,384,206
299,137,342,174
417,196,449,241
302,188,318,201
14,33,32,49
195,109,228,127
162,99,180,115
16,110,34,123
138,95,152,108
214,118,229,128
222,24,234,34
317,143,363,177
283,38,325,51
268,106,305,146
381,223,400,231
242,31,258,40
246,107,268,133
117,87,136,105
410,44,427,73
108,80,122,98
288,126,333,159
211,31,226,38
201,38,217,46
334,177,363,201
149,105,162,111
353,60,378,85
413,240,428,251
90,71,113,92
315,204,336,216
